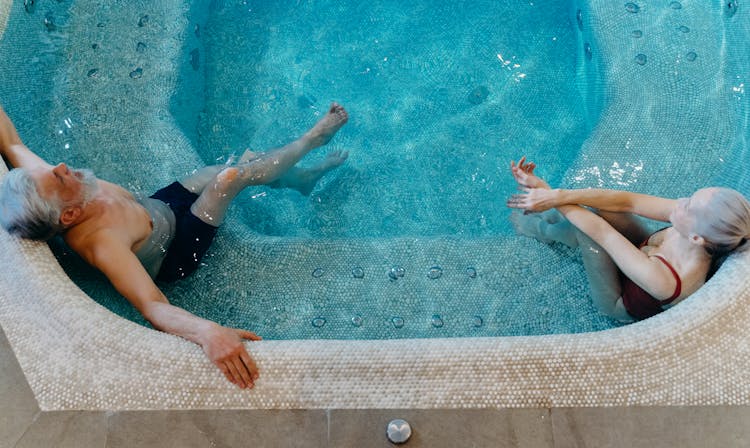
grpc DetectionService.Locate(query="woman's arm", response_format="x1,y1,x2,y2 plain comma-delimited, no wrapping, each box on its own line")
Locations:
555,189,676,222
508,157,680,299
555,203,682,300
508,157,676,222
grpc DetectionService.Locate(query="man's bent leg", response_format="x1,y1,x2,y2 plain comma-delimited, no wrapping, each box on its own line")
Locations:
267,150,349,195
189,103,348,225
179,165,228,194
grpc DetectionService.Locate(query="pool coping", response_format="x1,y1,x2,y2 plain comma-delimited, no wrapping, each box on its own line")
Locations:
1,200,750,410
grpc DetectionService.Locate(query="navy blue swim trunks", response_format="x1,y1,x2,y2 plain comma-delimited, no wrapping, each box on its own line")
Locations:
149,182,217,282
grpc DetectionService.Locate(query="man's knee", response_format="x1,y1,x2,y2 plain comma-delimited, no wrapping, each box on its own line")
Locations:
210,167,245,193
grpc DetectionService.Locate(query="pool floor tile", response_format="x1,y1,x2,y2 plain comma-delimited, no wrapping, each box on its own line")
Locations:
13,412,107,448
106,410,327,448
0,325,39,448
551,406,750,448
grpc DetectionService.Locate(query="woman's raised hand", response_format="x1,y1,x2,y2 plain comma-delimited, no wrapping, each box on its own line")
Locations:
508,157,557,212
510,156,551,190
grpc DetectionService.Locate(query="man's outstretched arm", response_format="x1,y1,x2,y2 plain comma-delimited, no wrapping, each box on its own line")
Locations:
80,230,262,389
0,103,50,170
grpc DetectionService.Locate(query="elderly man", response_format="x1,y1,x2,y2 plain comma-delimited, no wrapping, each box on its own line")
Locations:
0,102,349,389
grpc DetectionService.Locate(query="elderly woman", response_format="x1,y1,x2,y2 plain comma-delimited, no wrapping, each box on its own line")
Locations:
506,157,750,322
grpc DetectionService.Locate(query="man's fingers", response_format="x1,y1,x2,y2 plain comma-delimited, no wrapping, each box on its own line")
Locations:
224,360,247,389
240,351,260,381
230,357,254,389
240,330,262,341
217,363,238,387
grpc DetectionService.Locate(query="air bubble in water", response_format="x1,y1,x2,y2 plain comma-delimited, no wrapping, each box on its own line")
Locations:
428,266,443,279
625,2,640,13
312,317,326,328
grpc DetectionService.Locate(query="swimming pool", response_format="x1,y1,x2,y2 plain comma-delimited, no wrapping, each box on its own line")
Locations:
1,0,749,410
11,0,620,339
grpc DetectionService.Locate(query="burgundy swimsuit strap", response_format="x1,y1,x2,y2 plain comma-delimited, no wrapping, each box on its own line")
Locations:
652,255,682,302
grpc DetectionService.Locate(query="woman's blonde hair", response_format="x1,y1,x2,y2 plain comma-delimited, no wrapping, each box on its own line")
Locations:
693,187,750,257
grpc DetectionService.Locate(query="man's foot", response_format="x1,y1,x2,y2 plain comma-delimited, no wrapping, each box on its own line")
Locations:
289,150,349,196
303,102,349,148
238,148,259,164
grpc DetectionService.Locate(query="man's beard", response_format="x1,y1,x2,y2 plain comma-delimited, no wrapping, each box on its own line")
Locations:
72,168,100,205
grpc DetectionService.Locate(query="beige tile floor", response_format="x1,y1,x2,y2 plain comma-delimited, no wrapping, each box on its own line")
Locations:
2,324,750,448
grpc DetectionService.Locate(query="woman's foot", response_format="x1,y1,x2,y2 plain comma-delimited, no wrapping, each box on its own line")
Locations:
510,211,554,243
302,102,349,148
510,211,579,247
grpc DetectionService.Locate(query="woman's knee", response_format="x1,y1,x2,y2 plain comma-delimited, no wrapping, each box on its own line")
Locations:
592,295,633,323
596,211,650,244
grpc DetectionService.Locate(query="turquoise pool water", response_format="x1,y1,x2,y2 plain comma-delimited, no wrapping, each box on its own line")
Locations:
196,0,586,238
0,0,746,340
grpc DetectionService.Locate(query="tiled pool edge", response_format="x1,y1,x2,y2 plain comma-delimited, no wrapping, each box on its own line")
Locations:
1,199,750,410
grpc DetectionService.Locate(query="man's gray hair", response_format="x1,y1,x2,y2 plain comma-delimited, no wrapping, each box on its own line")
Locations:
0,168,64,240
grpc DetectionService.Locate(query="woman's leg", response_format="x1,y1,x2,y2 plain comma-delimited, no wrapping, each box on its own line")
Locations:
512,209,650,247
511,211,579,247
574,231,633,322
595,210,651,245
189,103,348,225
511,209,641,322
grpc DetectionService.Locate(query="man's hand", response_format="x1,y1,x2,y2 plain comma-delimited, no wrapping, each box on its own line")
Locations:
200,323,262,389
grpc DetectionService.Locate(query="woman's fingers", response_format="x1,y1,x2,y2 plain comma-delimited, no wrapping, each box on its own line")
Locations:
506,193,527,208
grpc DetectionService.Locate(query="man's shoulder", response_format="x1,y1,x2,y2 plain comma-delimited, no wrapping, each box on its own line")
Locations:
64,225,131,264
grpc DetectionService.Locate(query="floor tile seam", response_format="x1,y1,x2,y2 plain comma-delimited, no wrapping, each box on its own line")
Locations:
545,407,557,448
326,408,331,447
11,409,43,448
103,410,111,448
550,408,582,448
